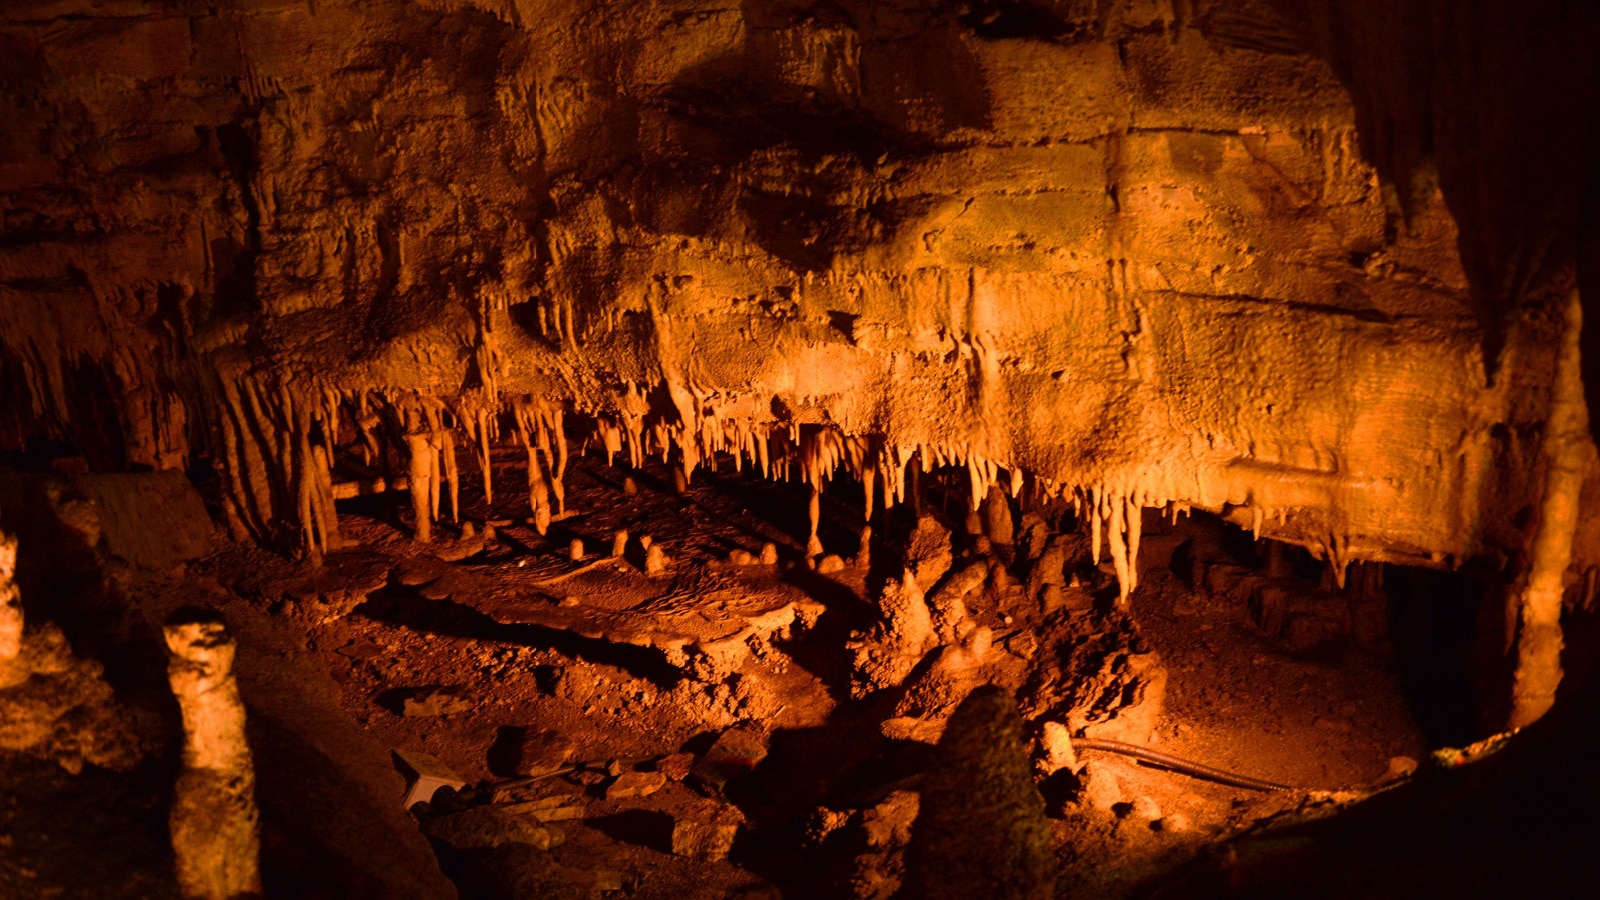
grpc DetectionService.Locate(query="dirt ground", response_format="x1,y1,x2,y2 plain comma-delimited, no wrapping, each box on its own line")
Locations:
2,448,1434,898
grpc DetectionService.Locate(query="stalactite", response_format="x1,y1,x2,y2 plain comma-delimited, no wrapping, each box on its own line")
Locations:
474,407,495,506
1090,488,1103,565
1125,494,1141,595
549,406,568,514
290,394,323,566
598,416,622,468
440,425,460,523
1108,492,1129,607
915,451,928,515
355,393,379,467
863,459,877,522
310,432,340,550
512,402,554,536
218,376,280,546
420,406,443,529
807,485,823,558
213,380,257,542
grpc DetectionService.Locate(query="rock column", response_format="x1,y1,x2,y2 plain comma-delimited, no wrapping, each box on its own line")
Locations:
405,432,435,543
0,531,23,688
165,612,261,899
1510,290,1590,729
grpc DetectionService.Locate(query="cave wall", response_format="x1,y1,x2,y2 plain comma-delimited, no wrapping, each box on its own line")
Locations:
1,0,1593,573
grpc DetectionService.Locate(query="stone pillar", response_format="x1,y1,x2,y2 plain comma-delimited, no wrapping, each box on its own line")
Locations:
1510,289,1589,729
405,432,434,543
165,611,261,899
0,531,23,688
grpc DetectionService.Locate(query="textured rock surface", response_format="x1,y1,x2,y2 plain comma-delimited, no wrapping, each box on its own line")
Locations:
906,684,1055,899
1,0,1597,581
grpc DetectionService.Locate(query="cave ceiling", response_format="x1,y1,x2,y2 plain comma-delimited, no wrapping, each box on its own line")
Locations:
3,0,1600,577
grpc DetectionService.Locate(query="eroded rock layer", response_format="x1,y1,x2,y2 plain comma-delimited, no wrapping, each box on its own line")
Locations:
0,0,1582,578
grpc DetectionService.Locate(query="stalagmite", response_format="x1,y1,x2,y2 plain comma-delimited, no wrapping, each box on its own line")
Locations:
569,539,585,561
645,542,667,577
612,530,628,558
983,485,1013,546
164,611,261,900
0,530,23,689
405,432,434,543
1510,289,1589,729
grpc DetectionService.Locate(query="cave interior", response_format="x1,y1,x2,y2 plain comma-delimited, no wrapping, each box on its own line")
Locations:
3,1,1600,898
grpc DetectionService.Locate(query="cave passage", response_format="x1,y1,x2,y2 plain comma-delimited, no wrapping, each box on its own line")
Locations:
4,1,1600,898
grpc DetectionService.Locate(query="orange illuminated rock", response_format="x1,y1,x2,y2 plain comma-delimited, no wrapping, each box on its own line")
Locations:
165,611,261,900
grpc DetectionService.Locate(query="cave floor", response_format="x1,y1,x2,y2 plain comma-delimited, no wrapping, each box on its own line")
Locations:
198,449,1426,897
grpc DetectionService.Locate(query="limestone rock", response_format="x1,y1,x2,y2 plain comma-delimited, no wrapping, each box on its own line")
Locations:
1038,721,1077,775
905,686,1055,900
1131,795,1162,821
689,727,770,800
503,727,574,777
400,687,472,718
850,570,937,696
981,485,1014,546
605,770,666,800
672,801,744,862
657,752,695,781
861,791,920,851
498,796,587,822
905,518,954,589
1078,762,1123,813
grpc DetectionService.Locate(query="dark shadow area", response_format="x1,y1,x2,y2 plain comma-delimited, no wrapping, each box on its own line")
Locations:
588,809,675,853
353,588,682,688
0,754,177,898
248,713,427,900
1386,564,1498,747
486,726,522,778
1138,619,1600,899
727,711,938,898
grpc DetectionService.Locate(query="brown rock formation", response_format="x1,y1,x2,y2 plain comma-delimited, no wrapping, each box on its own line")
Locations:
3,0,1594,594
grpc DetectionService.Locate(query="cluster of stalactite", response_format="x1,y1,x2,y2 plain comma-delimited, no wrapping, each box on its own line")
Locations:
196,369,1279,607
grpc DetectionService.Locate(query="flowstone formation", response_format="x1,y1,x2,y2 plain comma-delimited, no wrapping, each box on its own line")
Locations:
2,0,1588,603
